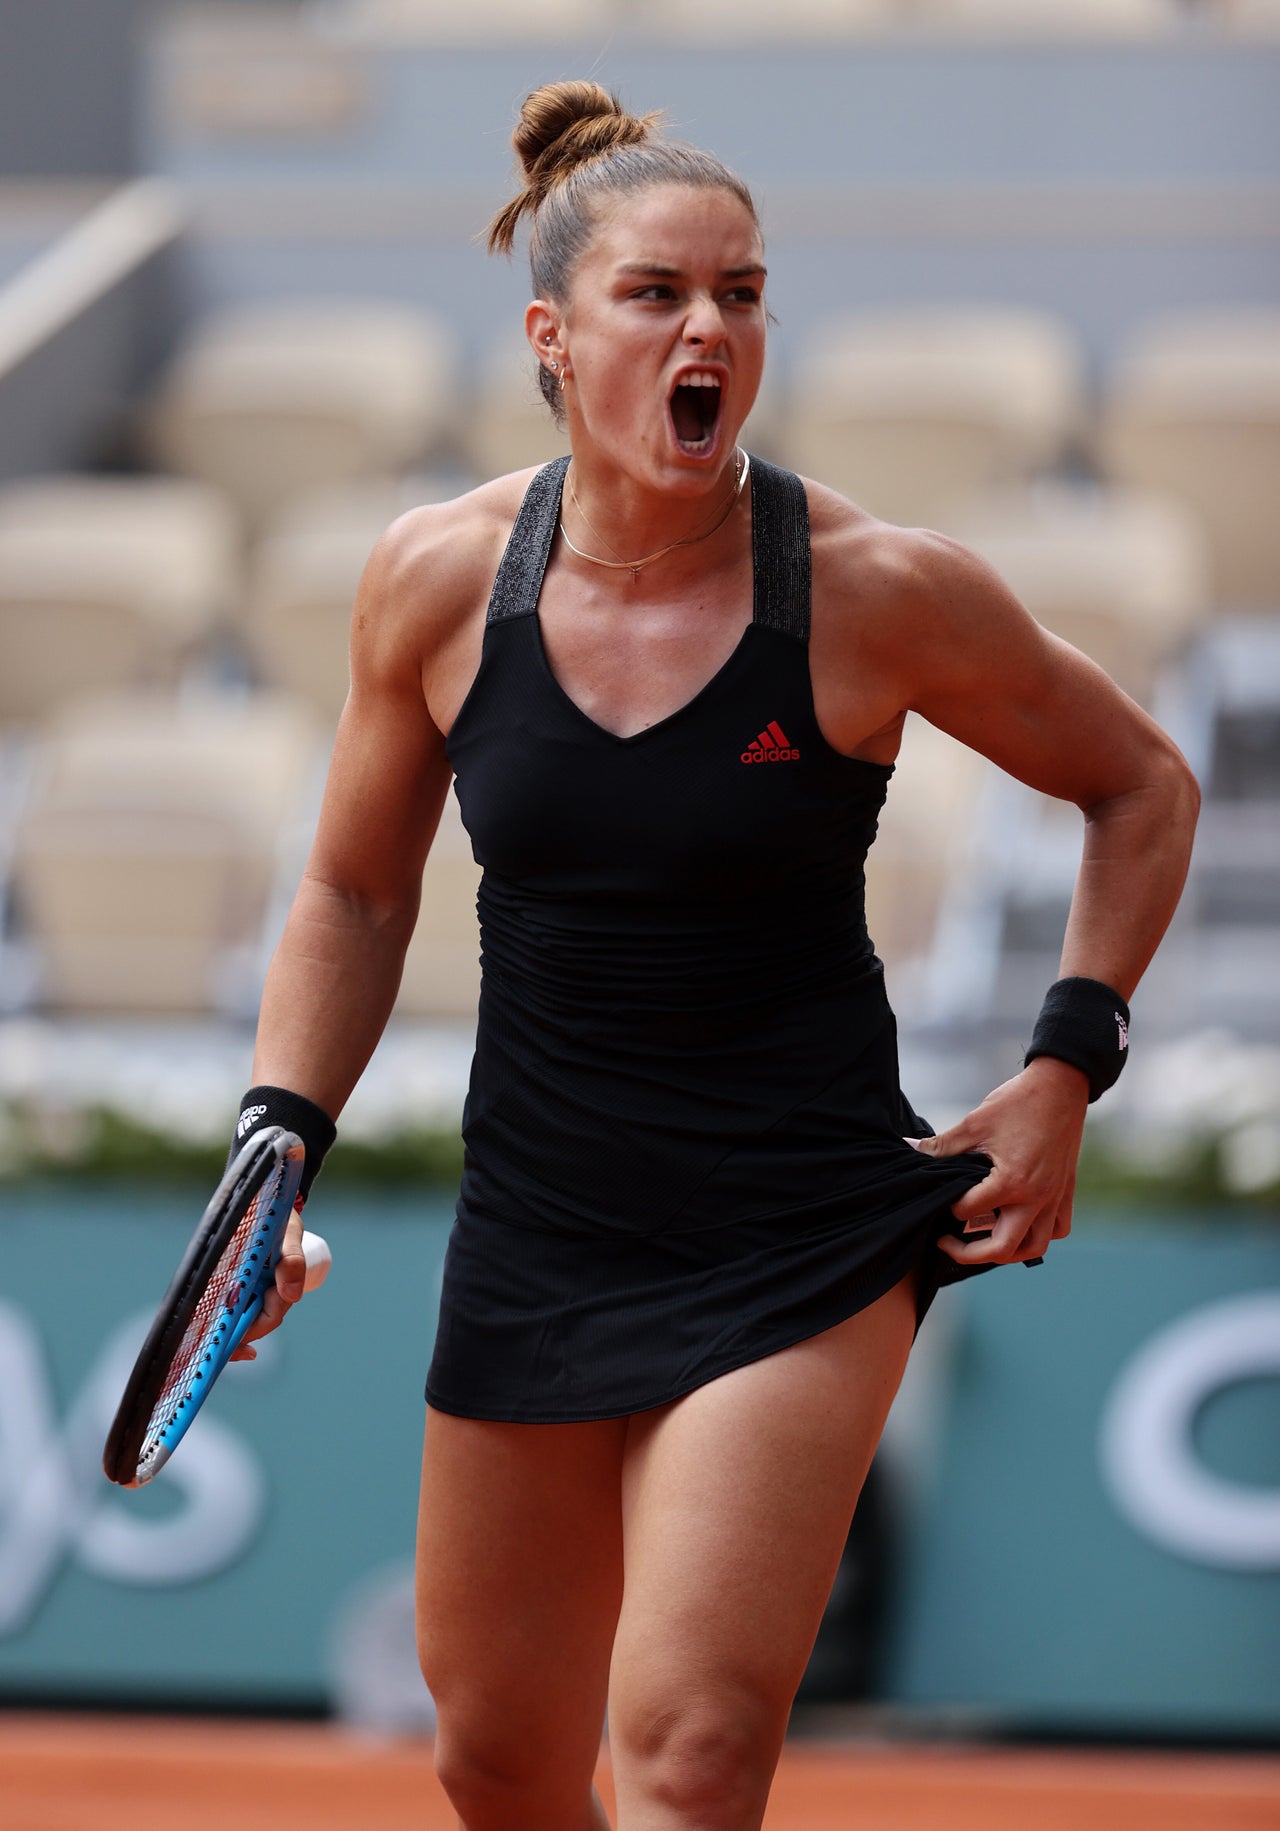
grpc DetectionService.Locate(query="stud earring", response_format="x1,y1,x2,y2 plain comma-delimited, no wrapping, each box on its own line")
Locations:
549,362,558,372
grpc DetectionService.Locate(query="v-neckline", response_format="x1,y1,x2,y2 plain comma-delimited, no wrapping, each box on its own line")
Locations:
530,612,758,748
529,460,760,748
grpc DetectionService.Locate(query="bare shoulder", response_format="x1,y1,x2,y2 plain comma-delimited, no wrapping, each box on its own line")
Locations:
350,468,541,688
802,476,1024,653
801,473,1069,733
799,474,1192,807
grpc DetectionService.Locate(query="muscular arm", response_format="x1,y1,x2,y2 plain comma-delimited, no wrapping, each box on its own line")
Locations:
812,500,1200,1266
250,501,485,1119
886,529,1200,1003
232,482,518,1353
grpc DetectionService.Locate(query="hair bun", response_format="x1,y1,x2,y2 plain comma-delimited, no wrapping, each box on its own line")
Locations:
512,81,659,187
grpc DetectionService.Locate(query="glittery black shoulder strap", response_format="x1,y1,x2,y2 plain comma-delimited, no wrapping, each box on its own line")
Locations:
749,455,811,642
483,450,811,638
485,455,571,625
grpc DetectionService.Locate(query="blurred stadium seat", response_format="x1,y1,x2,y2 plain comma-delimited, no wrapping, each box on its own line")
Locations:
159,4,369,140
637,0,896,38
782,307,1085,532
394,786,482,1021
144,299,458,529
0,474,239,726
865,713,989,981
462,333,570,488
1212,0,1280,33
244,476,451,723
1098,309,1280,610
1168,617,1280,1034
912,0,1181,35
12,690,319,1014
952,482,1211,704
313,0,610,38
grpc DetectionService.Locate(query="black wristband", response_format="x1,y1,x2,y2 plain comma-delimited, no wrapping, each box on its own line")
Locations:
229,1085,337,1201
1024,977,1130,1103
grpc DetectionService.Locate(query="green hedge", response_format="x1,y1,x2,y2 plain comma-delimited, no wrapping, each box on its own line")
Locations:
0,1105,464,1189
0,1101,1275,1215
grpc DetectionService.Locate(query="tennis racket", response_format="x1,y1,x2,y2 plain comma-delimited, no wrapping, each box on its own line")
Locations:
102,1126,331,1489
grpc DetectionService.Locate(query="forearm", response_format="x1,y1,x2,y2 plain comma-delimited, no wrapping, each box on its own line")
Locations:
249,872,419,1120
1058,754,1199,1003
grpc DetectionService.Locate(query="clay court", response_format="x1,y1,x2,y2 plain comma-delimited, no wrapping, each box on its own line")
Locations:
3,1715,1279,1830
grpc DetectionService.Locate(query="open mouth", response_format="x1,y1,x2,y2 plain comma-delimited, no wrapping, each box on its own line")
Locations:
669,371,723,453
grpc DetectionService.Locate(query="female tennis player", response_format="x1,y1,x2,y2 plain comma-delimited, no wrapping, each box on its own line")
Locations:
230,83,1199,1830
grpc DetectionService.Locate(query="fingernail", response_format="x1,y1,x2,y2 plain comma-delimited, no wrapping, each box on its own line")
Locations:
282,1283,303,1302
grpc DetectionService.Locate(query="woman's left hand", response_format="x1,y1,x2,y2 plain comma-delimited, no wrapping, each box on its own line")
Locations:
909,1055,1090,1267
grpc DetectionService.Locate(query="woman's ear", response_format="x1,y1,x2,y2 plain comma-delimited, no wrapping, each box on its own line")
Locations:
525,300,564,377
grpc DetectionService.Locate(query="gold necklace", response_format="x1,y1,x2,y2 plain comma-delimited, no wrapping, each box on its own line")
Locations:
559,450,750,582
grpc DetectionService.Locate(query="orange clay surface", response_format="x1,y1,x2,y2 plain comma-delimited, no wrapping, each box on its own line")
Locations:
1,1714,1278,1830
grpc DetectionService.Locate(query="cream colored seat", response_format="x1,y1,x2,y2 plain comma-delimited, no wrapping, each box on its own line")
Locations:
864,714,989,982
13,691,318,1014
146,301,457,529
639,0,895,38
1099,311,1280,609
464,334,571,485
951,482,1211,704
783,308,1085,532
245,476,452,724
321,0,607,37
1211,0,1280,33
737,356,786,463
0,475,239,726
394,786,482,1021
912,0,1179,36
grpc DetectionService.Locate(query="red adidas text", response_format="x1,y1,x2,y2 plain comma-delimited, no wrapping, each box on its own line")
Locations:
741,720,800,764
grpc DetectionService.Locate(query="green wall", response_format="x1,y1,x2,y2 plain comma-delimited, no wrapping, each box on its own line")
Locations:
1,1185,1276,1733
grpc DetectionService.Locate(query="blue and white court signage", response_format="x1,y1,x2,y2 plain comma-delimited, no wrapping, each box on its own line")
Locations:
886,1224,1280,1735
1,1188,1277,1734
0,1185,447,1709
1098,1290,1280,1573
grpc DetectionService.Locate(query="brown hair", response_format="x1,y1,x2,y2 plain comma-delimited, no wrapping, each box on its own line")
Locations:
486,81,760,421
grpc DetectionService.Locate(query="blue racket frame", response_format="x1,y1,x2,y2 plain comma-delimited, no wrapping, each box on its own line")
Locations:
103,1127,304,1487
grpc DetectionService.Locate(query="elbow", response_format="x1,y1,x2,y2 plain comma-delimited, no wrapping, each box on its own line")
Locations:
1083,738,1200,847
296,867,422,946
1140,742,1201,866
1167,744,1202,837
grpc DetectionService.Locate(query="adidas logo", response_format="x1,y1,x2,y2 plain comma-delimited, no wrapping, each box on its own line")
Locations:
237,1103,268,1138
1115,1012,1129,1051
741,720,800,764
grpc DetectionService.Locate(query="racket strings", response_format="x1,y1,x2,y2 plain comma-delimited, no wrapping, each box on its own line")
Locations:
137,1160,286,1474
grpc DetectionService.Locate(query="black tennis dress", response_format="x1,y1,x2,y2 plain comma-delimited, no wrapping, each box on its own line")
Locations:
425,455,994,1423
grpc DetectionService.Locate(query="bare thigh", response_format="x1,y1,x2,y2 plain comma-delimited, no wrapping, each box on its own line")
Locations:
416,1407,628,1820
608,1269,919,1827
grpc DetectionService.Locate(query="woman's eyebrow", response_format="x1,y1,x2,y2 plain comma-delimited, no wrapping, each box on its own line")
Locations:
616,262,767,279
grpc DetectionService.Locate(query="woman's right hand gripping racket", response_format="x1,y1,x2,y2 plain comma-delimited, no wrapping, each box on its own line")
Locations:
102,1126,330,1489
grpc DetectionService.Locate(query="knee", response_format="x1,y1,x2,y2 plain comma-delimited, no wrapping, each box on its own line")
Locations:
612,1688,783,1825
431,1709,541,1816
419,1631,530,1814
